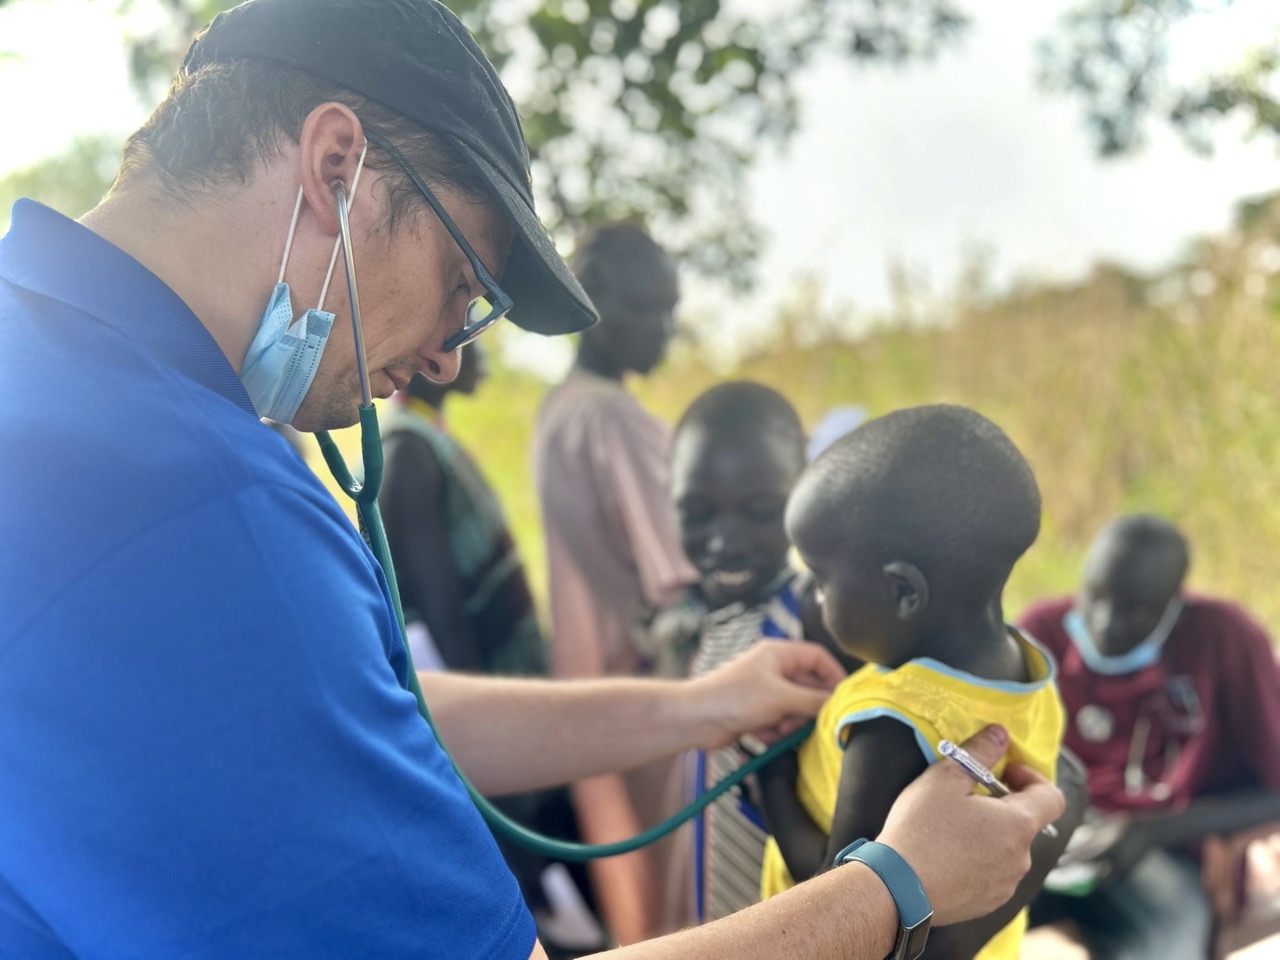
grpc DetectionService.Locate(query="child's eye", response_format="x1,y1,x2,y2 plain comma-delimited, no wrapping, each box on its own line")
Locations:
742,498,785,523
678,503,712,526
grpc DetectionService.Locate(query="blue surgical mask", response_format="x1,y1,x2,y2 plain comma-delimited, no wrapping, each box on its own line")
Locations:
1063,597,1183,676
242,144,367,424
241,284,335,424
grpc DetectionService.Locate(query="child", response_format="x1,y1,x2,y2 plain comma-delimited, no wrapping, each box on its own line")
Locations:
759,404,1065,960
661,381,857,924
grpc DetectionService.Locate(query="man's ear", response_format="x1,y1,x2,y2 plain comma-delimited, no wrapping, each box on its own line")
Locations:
883,561,928,621
297,102,366,238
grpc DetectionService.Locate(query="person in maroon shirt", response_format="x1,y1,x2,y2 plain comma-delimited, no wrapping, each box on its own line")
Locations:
1020,514,1280,960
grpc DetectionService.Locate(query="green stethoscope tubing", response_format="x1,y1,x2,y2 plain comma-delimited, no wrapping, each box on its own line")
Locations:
314,182,814,861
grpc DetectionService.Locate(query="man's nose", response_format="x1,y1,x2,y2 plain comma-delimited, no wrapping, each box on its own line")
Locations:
419,341,462,383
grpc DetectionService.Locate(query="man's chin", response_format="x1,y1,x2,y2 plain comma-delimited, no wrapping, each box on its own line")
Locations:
290,399,361,434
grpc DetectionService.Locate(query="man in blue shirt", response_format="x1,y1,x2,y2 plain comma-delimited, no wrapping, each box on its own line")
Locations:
0,1,1065,958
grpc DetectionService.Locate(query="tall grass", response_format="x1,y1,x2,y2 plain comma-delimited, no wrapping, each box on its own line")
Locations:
315,197,1280,637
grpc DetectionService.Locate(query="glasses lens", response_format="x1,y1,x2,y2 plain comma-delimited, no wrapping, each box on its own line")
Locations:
445,296,510,352
466,296,495,328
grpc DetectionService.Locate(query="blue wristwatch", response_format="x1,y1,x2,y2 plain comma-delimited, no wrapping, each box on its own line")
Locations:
834,839,933,960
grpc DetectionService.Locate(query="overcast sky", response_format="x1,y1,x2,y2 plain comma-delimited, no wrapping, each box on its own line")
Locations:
2,0,1278,371
738,0,1280,337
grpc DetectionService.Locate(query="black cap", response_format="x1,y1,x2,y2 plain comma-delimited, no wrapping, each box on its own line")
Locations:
183,0,597,337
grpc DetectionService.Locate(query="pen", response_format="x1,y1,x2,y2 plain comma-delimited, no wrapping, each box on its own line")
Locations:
937,739,1059,839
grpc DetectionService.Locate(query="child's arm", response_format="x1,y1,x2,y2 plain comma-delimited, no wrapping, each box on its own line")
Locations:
763,718,1084,958
824,718,931,863
757,747,827,883
827,721,1012,960
936,749,1087,958
758,717,926,885
826,728,1086,960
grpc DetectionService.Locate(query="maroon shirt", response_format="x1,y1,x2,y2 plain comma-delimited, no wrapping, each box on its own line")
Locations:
1020,596,1280,814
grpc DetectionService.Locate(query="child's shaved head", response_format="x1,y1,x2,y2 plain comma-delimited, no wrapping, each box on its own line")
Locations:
789,405,1041,626
676,381,805,464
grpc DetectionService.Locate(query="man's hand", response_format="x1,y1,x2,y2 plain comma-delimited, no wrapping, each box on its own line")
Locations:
877,725,1067,925
685,640,846,751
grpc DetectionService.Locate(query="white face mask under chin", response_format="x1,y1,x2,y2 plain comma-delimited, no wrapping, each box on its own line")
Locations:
241,143,368,425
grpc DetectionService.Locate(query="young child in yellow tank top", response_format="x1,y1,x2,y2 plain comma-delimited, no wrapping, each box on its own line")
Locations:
758,405,1067,960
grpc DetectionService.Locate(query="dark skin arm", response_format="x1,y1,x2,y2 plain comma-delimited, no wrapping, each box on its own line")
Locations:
379,432,485,672
1084,789,1280,880
760,718,920,886
941,748,1087,958
1143,789,1280,846
760,721,1086,960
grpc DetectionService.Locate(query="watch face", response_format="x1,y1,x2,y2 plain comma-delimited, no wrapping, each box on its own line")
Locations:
895,915,931,960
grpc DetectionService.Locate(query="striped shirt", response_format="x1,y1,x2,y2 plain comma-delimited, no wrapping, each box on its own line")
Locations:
688,575,804,922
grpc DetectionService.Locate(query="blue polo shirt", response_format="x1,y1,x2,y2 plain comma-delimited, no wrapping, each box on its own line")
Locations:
0,201,536,959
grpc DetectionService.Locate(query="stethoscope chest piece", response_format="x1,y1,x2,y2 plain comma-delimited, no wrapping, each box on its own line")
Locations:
1076,704,1115,743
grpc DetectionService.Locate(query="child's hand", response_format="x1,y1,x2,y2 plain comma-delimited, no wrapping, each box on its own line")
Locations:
685,640,845,751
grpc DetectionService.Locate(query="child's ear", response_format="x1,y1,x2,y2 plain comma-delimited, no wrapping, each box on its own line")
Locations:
882,561,929,621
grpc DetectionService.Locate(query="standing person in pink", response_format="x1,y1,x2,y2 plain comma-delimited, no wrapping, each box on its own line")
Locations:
1020,514,1280,960
533,222,697,943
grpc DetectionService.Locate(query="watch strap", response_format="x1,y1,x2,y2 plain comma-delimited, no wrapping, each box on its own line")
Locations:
835,839,933,960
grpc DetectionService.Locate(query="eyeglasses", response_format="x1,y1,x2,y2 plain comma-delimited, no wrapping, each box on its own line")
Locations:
364,130,514,353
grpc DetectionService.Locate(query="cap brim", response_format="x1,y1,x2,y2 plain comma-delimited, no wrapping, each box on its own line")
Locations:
455,142,597,337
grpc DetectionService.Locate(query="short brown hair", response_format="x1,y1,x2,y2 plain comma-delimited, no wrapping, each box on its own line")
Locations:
119,56,489,231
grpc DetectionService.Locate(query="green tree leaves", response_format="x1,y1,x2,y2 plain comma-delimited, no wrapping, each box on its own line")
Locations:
1039,0,1280,157
450,0,968,286
3,0,1273,283
0,135,121,227
59,0,965,287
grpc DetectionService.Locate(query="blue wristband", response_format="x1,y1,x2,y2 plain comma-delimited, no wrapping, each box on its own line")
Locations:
834,839,933,960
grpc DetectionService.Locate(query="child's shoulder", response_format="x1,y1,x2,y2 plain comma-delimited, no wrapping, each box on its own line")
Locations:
817,637,1058,738
817,663,908,728
817,637,1063,782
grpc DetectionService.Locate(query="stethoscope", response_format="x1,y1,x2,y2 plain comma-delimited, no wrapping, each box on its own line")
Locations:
1073,660,1205,802
313,181,813,860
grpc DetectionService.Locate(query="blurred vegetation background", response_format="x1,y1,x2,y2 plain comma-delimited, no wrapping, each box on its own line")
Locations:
5,0,1280,636
311,189,1280,635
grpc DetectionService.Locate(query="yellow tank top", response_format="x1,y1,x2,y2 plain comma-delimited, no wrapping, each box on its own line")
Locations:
760,629,1064,960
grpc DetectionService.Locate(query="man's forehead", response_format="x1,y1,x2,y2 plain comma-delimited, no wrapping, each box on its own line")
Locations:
1085,539,1180,598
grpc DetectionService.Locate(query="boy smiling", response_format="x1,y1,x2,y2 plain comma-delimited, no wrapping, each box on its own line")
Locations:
667,382,853,922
